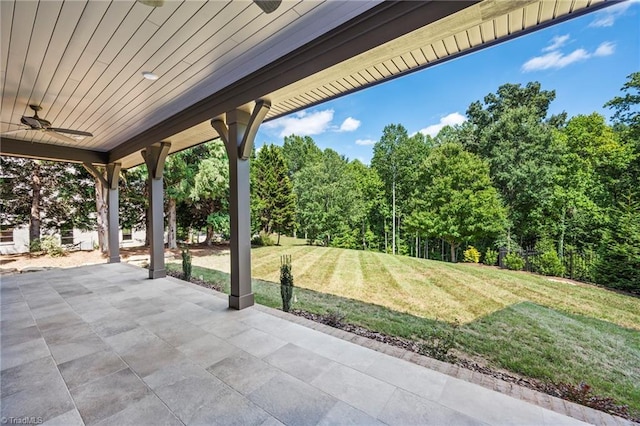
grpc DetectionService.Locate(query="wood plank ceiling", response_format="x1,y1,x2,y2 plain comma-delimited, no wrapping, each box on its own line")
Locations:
0,0,614,168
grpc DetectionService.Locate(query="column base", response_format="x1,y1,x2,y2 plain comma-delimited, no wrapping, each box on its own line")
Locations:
229,293,255,310
148,269,166,279
108,256,121,264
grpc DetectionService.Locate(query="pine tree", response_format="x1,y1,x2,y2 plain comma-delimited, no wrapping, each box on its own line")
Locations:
254,145,296,245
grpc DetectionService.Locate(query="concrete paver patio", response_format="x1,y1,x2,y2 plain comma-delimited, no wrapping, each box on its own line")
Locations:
0,263,615,425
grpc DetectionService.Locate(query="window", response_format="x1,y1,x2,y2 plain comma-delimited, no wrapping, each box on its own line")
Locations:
122,228,132,241
61,229,74,245
0,227,13,244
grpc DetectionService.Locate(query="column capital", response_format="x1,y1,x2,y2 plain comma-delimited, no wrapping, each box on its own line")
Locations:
211,99,270,161
141,142,171,179
106,163,121,190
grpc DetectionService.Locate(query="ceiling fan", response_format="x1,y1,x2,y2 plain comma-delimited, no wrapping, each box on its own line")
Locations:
1,105,93,144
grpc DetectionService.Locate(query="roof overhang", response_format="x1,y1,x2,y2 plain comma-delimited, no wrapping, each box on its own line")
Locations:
0,0,617,168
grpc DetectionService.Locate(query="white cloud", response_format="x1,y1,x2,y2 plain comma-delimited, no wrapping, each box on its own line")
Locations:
589,0,636,27
594,41,616,57
418,112,466,137
339,117,361,132
263,109,334,137
543,34,570,52
522,49,590,72
522,35,615,72
355,138,376,146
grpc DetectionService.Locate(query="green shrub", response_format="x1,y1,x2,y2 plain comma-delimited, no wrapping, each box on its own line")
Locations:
504,252,525,271
251,231,274,246
325,309,346,327
532,239,564,277
417,321,459,362
483,248,498,266
40,236,65,257
29,238,42,253
463,246,480,263
536,251,564,276
280,255,294,312
181,246,192,281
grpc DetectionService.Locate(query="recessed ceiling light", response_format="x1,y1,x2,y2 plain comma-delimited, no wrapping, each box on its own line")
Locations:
142,71,159,81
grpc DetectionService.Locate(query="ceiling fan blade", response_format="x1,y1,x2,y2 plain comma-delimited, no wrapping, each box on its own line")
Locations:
254,0,281,14
49,127,93,138
45,130,76,144
1,128,30,136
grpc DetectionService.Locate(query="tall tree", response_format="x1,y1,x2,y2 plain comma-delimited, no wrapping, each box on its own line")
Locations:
190,141,230,244
253,144,296,244
604,72,640,197
164,145,210,248
463,82,563,246
281,135,322,178
347,159,385,250
408,143,507,262
294,149,360,245
371,125,429,254
552,113,631,255
0,158,95,247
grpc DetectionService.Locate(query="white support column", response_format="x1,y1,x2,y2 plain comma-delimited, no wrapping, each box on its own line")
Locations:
141,142,171,279
211,100,270,310
106,163,122,263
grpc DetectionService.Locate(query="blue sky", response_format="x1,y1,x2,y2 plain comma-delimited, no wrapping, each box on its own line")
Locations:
256,1,639,164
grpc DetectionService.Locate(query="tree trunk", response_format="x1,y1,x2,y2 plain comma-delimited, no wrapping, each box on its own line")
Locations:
29,163,41,245
167,198,177,249
415,234,419,258
384,218,388,253
425,238,428,259
450,241,457,263
392,180,396,255
94,175,108,253
558,208,566,259
277,232,281,245
205,226,214,245
145,206,151,246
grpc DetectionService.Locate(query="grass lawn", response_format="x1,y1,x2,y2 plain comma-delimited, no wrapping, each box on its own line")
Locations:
168,237,640,415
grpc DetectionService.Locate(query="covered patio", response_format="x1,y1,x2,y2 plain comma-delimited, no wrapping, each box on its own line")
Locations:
0,263,620,426
1,1,628,425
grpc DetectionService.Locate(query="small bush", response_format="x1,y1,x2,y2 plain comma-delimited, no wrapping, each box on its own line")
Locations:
504,252,525,271
324,309,346,328
483,248,498,266
40,236,65,257
252,231,274,247
181,246,192,281
532,239,564,277
417,321,459,362
536,250,564,276
29,238,42,253
280,255,294,312
463,246,481,263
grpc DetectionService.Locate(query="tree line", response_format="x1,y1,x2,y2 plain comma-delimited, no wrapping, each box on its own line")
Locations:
1,74,638,291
